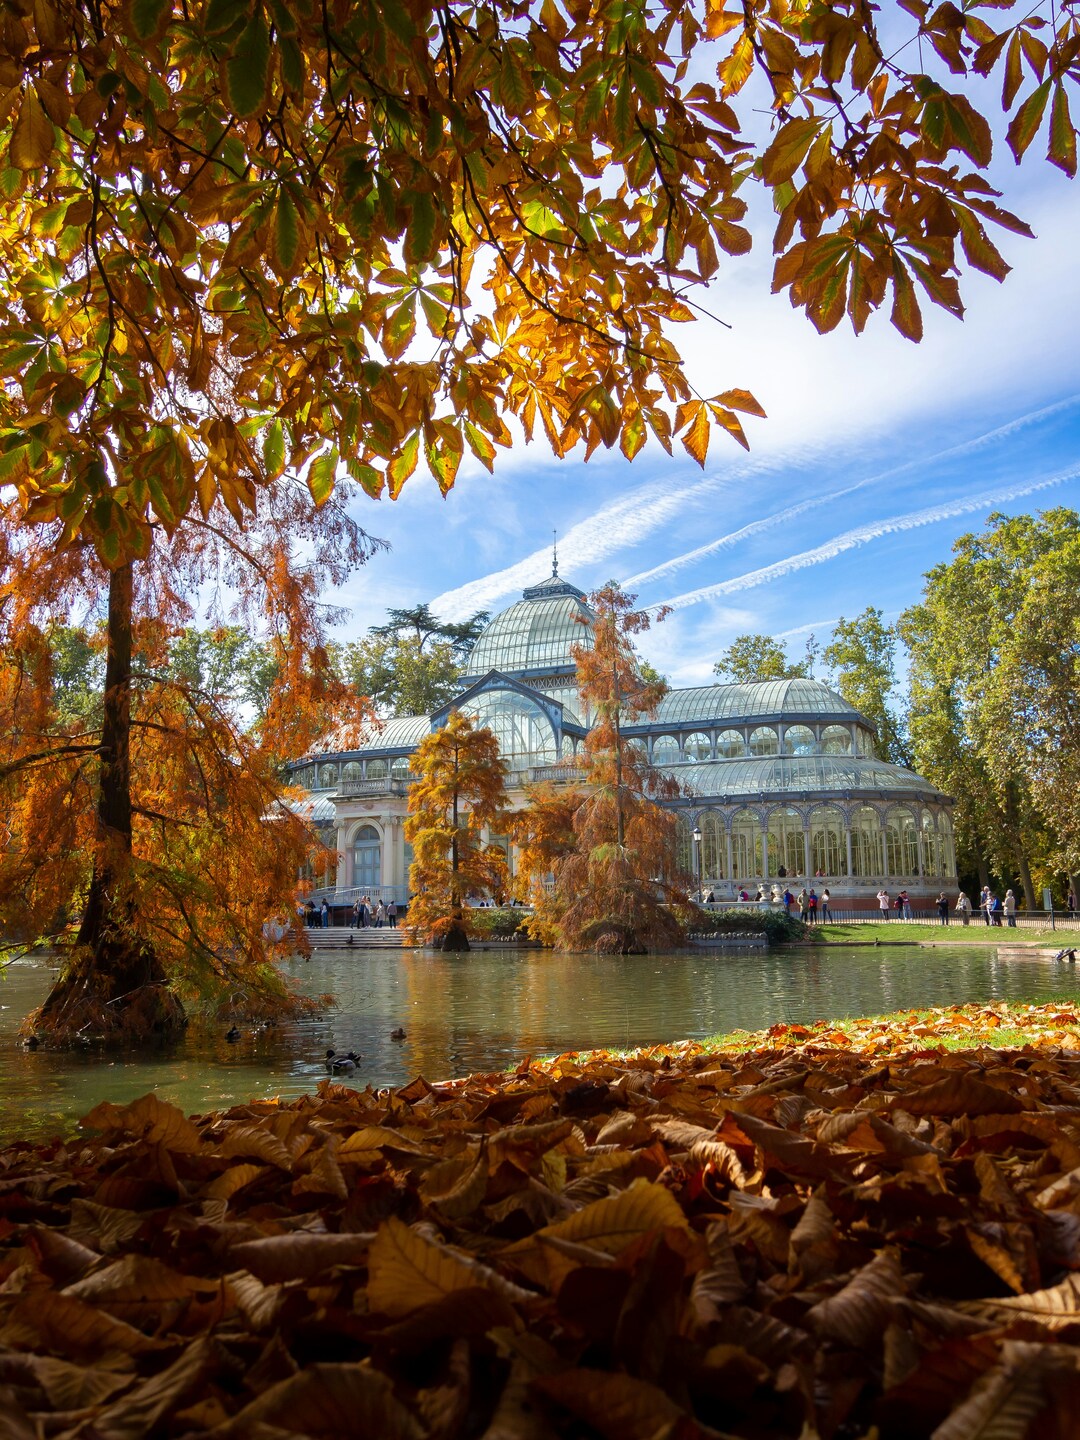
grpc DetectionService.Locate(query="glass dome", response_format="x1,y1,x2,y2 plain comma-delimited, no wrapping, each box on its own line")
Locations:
464,574,595,677
462,687,557,770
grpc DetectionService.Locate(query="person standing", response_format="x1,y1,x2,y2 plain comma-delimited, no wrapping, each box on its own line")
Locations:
807,888,818,924
1069,888,1077,919
320,899,329,929
980,887,992,926
877,889,890,920
990,893,1003,926
351,898,360,930
387,900,398,928
901,889,912,920
956,891,972,925
797,887,809,921
360,897,370,927
374,900,385,928
820,887,831,922
936,892,949,925
1004,889,1017,927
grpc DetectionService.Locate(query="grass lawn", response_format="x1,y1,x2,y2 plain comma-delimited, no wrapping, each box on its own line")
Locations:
805,919,1080,945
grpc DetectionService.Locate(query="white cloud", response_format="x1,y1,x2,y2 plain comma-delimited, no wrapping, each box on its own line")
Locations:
656,465,1080,611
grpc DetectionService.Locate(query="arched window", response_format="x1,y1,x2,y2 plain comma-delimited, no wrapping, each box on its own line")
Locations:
785,725,816,756
810,806,845,876
318,763,338,789
922,811,940,876
885,808,918,876
651,735,681,765
939,812,956,878
699,810,725,881
342,761,362,782
855,728,875,756
391,757,410,779
561,734,576,759
464,688,556,769
821,725,853,755
767,807,804,876
731,809,762,879
684,732,712,762
366,758,387,780
749,726,779,757
717,730,746,759
852,805,884,877
352,825,381,890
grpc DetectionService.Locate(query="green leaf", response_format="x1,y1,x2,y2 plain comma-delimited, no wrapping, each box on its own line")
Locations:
262,418,285,478
307,446,338,506
346,457,383,498
275,186,300,272
131,0,172,39
404,191,436,265
226,10,271,119
279,34,304,91
387,433,419,498
383,296,416,360
204,0,249,36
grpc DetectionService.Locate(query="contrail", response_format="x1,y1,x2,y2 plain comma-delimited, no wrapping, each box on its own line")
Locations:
623,393,1080,589
655,466,1080,611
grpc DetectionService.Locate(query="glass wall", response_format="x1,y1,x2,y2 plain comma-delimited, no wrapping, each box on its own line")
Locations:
885,808,918,876
785,725,816,756
922,811,940,876
700,810,725,881
318,763,338,789
810,806,845,876
852,805,884,877
342,761,362,782
465,689,556,769
367,758,387,779
652,735,680,765
391,757,410,779
939,812,956,877
821,725,852,754
717,730,746,758
749,726,779,757
731,809,762,878
768,807,804,876
685,732,712,762
352,824,381,890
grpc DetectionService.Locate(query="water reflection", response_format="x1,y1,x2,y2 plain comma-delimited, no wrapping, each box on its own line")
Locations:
1,945,1076,1142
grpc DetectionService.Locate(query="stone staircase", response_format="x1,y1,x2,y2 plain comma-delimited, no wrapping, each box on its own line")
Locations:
307,925,408,951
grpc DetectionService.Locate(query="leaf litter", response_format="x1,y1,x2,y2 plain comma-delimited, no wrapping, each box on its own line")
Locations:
4,1003,1080,1436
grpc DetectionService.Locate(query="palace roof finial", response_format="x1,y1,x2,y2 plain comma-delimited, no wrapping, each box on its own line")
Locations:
552,529,559,577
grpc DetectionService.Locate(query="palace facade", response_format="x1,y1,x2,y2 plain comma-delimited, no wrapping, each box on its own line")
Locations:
289,567,956,909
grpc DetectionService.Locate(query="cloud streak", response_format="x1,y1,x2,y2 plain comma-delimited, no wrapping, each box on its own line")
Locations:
655,466,1080,612
622,394,1080,590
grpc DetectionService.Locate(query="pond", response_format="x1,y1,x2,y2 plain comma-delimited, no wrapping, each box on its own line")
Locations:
2,944,1078,1143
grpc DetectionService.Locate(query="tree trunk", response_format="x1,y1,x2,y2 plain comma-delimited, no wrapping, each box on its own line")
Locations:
34,562,185,1045
1015,851,1037,911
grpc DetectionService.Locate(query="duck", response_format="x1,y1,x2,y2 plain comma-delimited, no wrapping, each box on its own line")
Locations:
325,1048,359,1073
226,1026,241,1043
390,1027,406,1041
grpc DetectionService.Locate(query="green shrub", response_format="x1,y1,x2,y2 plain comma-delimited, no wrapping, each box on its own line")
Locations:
688,906,807,944
468,907,529,940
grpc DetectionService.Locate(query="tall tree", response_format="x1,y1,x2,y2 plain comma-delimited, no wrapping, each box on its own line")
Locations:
822,608,909,764
0,0,1074,1038
713,635,809,684
336,632,464,718
404,710,509,952
511,779,588,945
371,606,489,660
896,512,1080,907
553,585,689,954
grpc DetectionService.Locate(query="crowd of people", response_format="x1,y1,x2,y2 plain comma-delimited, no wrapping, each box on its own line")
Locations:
299,897,398,928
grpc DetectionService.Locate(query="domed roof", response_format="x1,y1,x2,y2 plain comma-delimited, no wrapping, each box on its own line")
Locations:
464,572,594,678
662,753,949,804
650,678,866,728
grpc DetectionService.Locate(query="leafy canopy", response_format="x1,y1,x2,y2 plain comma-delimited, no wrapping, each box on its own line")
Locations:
0,0,1073,567
713,634,810,684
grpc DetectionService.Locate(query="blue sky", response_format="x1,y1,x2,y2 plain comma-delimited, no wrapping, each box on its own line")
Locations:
330,152,1080,690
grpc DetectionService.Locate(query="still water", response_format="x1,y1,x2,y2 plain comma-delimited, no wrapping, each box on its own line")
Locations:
2,944,1078,1142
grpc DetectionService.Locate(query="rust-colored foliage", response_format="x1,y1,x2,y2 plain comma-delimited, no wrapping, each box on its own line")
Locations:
405,710,509,949
511,779,588,944
0,509,378,1038
5,1004,1080,1436
551,584,691,953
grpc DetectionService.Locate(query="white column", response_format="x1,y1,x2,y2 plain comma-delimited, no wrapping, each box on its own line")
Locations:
845,827,854,878
803,828,812,879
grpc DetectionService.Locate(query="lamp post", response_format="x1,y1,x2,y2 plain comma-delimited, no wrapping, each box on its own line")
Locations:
692,824,703,903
